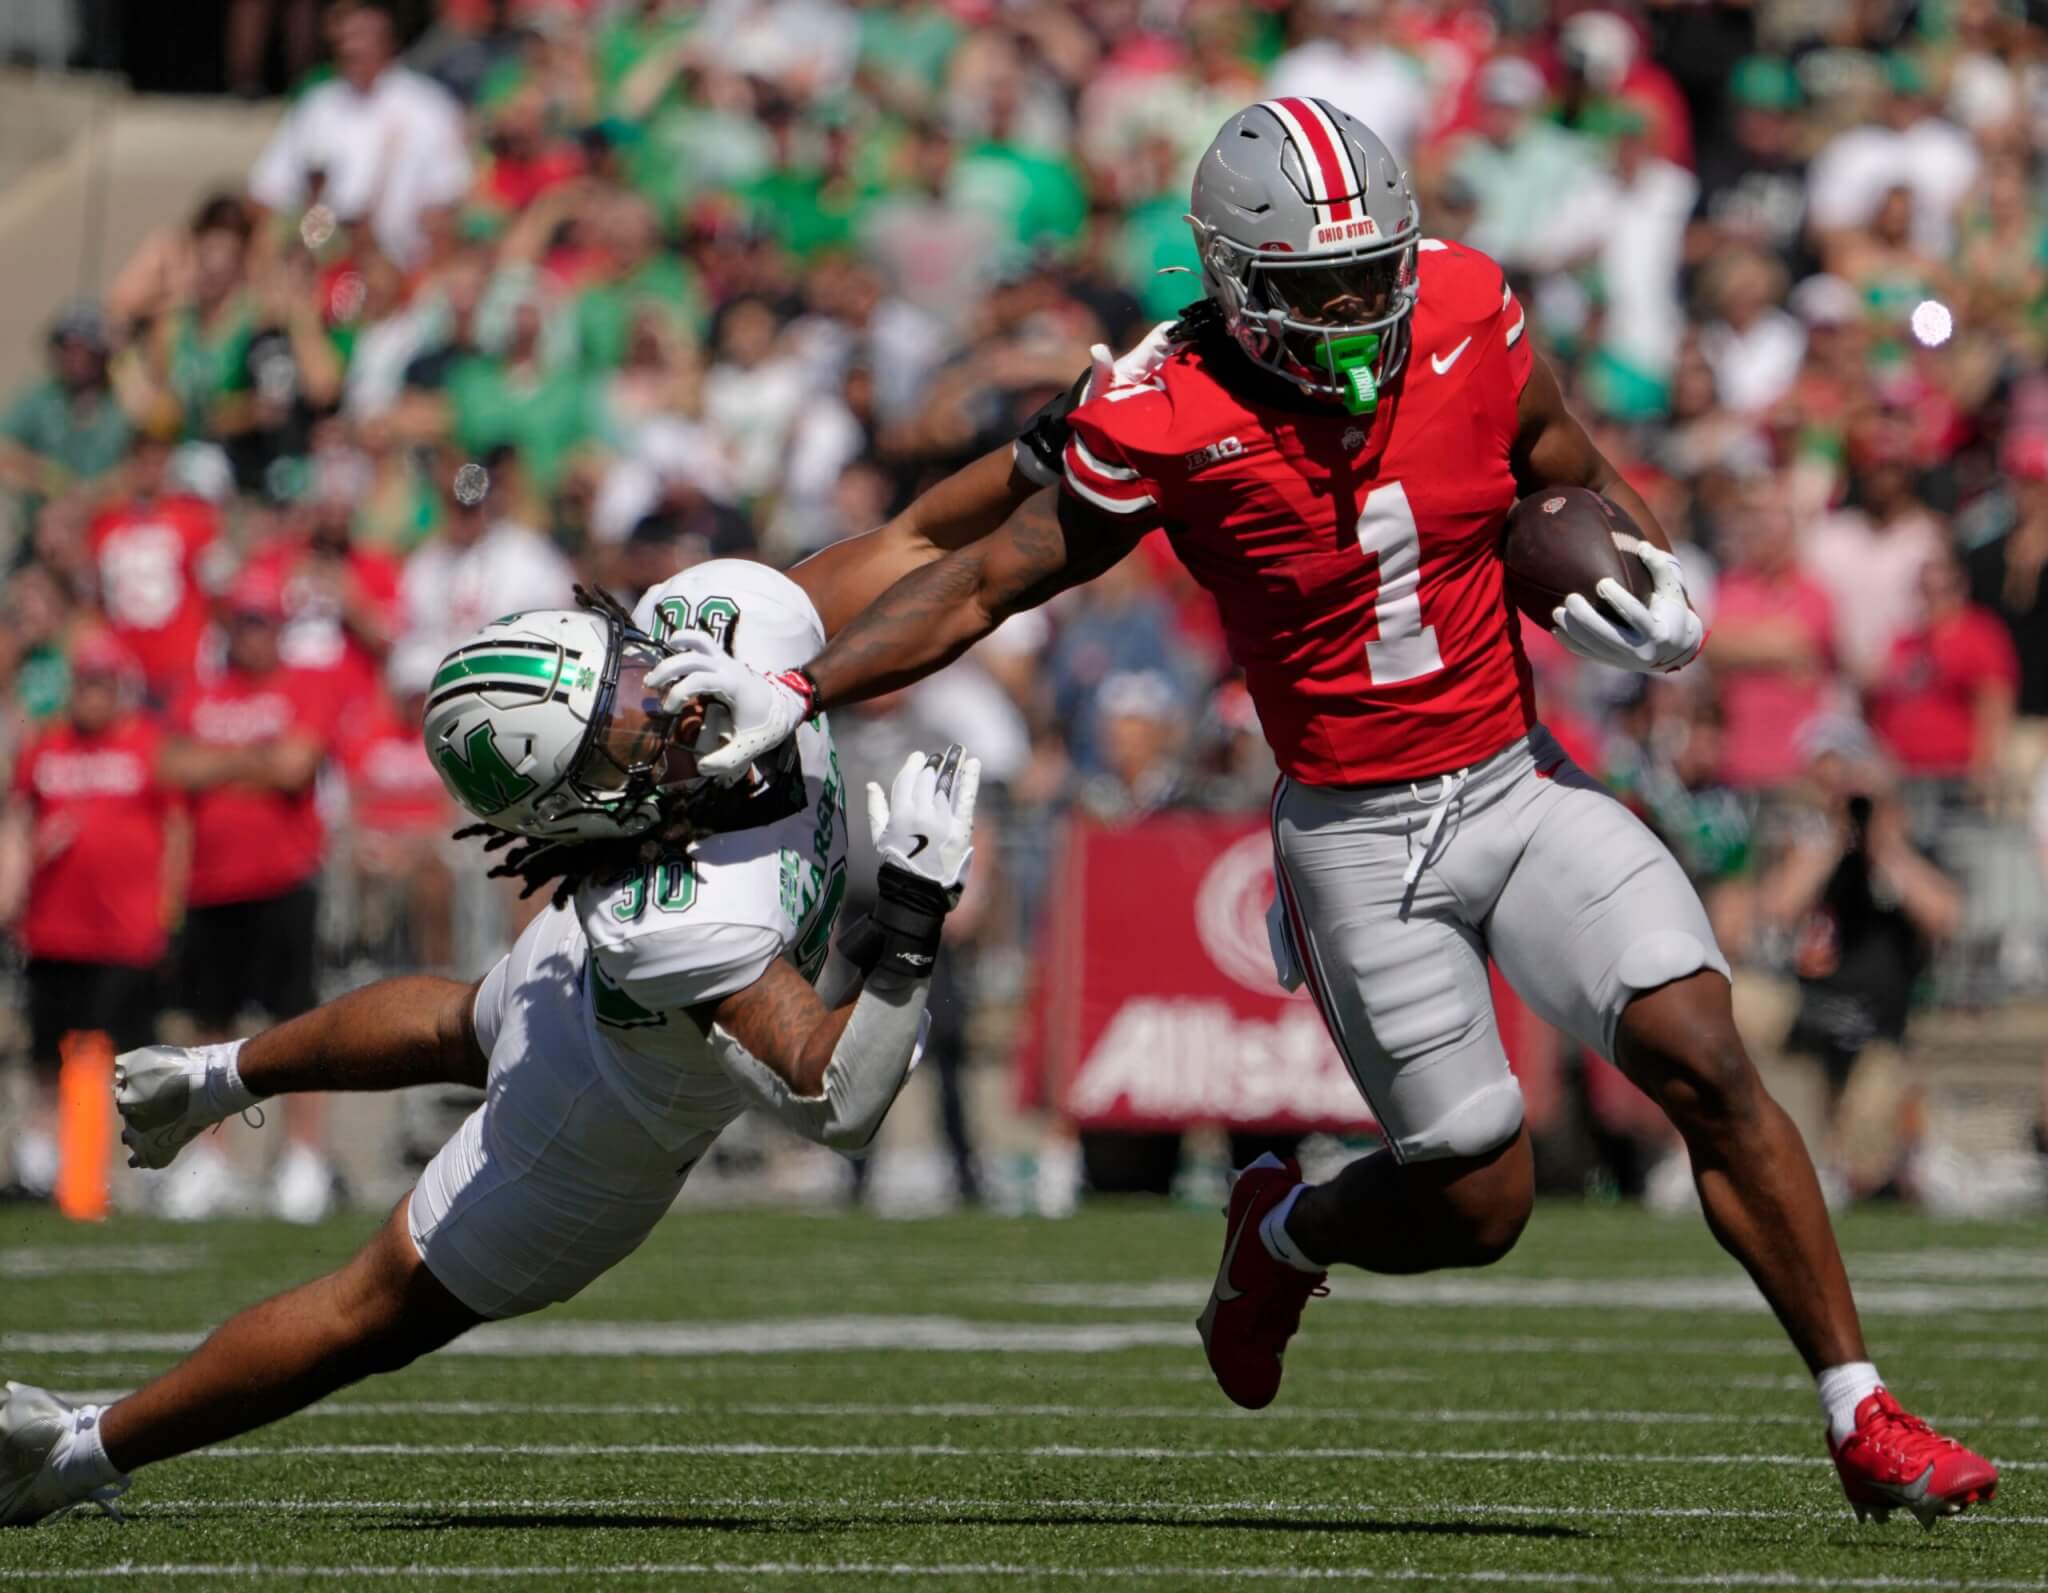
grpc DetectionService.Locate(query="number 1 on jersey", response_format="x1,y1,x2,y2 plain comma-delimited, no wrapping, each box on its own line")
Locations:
1356,482,1444,685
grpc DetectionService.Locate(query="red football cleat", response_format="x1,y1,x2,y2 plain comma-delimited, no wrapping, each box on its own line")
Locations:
1196,1153,1327,1410
1830,1389,1999,1528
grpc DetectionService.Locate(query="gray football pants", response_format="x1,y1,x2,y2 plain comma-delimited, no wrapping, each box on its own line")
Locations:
1270,727,1729,1164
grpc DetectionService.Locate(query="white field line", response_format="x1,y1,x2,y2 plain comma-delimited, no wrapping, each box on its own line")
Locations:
3,1564,2046,1588
2,1318,1195,1359
276,1400,2044,1431
14,1319,2046,1363
188,1440,2048,1471
0,1245,201,1279
1015,1276,2048,1317
124,1494,2048,1529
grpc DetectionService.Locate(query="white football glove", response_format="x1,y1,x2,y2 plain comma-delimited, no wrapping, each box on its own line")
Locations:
868,746,980,904
645,631,812,781
1088,320,1178,399
1550,539,1704,674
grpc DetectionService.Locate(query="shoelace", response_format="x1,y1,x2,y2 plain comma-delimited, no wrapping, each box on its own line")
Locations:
1852,1402,1964,1477
48,1479,128,1526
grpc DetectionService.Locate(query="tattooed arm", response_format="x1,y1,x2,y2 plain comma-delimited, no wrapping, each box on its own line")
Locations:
788,445,1043,640
806,489,1146,712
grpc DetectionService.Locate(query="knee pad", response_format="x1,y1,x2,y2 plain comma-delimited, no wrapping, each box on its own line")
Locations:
1401,1076,1525,1163
1616,929,1719,998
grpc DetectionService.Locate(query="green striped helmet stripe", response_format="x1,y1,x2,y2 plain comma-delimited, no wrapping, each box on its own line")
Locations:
431,652,561,692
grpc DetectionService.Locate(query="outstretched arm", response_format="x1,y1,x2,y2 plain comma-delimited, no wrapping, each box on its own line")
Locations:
788,445,1042,640
659,490,1142,779
806,489,1139,712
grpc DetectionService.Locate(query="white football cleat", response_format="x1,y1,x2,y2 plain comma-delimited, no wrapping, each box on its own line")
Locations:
114,1045,237,1171
0,1383,127,1527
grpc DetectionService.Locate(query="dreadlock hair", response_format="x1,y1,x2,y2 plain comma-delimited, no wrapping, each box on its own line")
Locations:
450,583,698,910
1169,297,1229,353
454,809,700,911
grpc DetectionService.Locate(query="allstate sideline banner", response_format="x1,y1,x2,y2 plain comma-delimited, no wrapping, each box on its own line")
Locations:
1011,813,1379,1133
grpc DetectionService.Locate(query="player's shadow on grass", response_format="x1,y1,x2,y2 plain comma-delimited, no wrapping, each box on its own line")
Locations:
376,1511,1583,1541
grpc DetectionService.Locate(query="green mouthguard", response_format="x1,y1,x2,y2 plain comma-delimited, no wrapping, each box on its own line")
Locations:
1311,332,1382,415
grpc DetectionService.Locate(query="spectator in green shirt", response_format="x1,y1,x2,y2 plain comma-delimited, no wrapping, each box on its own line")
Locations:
571,192,705,372
0,305,136,527
949,81,1088,254
445,278,596,497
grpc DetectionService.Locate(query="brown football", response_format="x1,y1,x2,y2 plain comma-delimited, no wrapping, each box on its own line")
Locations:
1502,487,1655,628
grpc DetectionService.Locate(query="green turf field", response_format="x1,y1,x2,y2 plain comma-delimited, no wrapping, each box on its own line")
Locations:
1,1197,2042,1589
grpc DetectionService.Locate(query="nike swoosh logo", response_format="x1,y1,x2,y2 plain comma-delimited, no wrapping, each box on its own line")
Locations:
1431,337,1473,375
907,834,931,859
1212,1206,1258,1304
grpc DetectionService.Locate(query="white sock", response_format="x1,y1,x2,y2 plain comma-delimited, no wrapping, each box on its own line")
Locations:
51,1404,124,1491
1817,1362,1883,1445
200,1041,257,1118
1257,1183,1323,1274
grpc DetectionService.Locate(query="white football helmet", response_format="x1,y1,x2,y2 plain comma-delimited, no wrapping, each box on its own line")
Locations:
422,606,684,840
1187,97,1421,413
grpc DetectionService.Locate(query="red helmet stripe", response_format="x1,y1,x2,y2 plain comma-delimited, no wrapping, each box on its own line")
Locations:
1262,98,1353,222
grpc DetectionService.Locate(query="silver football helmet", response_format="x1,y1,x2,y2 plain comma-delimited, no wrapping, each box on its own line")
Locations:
1187,98,1421,413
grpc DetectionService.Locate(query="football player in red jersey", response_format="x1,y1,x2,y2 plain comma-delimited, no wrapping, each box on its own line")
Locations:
662,98,1997,1525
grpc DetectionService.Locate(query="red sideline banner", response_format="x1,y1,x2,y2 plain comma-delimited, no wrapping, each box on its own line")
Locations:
1013,813,1377,1133
1012,813,1564,1135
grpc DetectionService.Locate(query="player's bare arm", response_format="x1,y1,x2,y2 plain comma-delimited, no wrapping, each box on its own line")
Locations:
1511,352,1671,552
788,445,1039,640
809,490,1140,712
695,746,980,1153
1512,351,1703,674
696,955,867,1099
786,325,1180,641
659,489,1144,778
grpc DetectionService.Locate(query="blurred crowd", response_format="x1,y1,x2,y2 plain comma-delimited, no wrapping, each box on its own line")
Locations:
4,0,2048,1214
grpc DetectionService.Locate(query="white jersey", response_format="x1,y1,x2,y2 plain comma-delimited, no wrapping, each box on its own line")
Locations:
573,560,847,1152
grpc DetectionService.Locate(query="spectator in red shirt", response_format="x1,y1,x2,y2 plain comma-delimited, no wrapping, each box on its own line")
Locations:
1868,548,2020,790
159,567,339,1222
0,630,181,1200
86,431,224,705
242,447,403,717
334,643,457,971
1704,481,1842,789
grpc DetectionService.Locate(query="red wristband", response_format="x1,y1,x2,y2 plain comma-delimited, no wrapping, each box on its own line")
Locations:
773,667,820,716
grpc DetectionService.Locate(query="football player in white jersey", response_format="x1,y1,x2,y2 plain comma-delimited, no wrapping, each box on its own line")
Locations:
0,551,994,1526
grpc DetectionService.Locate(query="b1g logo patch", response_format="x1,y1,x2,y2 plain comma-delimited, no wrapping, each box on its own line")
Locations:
1185,435,1245,474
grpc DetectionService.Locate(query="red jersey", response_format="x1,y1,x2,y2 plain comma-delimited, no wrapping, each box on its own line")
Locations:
87,495,221,704
337,694,452,835
1062,241,1535,787
169,667,338,907
9,716,176,966
241,537,403,715
1868,607,2020,778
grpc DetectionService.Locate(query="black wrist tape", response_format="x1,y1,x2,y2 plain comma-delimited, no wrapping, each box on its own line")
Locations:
870,864,953,980
1013,367,1090,486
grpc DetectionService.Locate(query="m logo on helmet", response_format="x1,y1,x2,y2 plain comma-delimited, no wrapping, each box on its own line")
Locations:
435,721,536,815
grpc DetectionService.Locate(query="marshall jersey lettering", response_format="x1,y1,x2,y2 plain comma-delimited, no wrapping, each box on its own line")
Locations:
1063,240,1535,787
